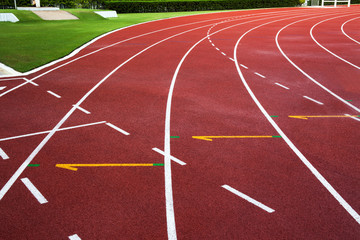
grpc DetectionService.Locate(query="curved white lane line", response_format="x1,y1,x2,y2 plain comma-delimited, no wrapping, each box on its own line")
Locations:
310,14,360,70
234,14,360,225
164,10,319,239
341,16,360,45
275,14,360,113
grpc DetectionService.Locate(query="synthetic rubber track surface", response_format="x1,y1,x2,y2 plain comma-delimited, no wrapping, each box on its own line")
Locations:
0,6,359,239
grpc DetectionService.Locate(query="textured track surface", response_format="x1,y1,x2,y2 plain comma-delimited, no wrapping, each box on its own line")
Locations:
0,6,359,239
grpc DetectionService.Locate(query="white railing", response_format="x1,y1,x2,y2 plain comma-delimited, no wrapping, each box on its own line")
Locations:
322,0,351,7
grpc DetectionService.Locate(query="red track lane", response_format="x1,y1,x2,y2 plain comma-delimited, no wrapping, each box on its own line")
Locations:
0,6,359,239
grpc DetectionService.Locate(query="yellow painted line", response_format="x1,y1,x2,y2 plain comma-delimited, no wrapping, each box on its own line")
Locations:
289,115,360,120
192,136,277,142
56,163,162,171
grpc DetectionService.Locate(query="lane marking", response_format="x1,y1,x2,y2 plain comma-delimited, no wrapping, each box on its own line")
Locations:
303,96,324,105
0,121,106,142
344,114,360,122
0,148,9,160
289,115,360,120
235,14,360,225
192,135,281,141
275,82,289,90
170,136,180,138
23,78,39,86
105,122,130,135
28,164,40,167
73,105,91,114
152,148,186,166
0,86,6,91
341,16,360,45
56,163,164,171
69,234,81,240
254,72,266,78
21,178,48,204
240,64,248,69
222,185,275,213
47,90,61,98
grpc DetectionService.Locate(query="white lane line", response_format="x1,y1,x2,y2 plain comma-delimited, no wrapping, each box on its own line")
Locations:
221,52,226,56
215,47,220,51
254,72,266,78
152,148,186,166
23,78,39,86
240,64,248,69
73,105,91,114
0,148,9,160
68,234,81,240
303,96,324,105
0,77,24,81
275,82,290,90
0,121,106,142
21,178,48,204
235,14,360,225
345,114,360,122
0,86,6,91
276,15,360,113
222,185,275,213
341,17,360,45
47,90,61,99
105,122,130,135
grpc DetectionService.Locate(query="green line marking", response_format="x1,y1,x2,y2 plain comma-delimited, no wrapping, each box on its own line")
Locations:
28,164,40,167
170,136,180,138
346,100,353,102
270,115,278,117
153,163,164,166
272,136,282,138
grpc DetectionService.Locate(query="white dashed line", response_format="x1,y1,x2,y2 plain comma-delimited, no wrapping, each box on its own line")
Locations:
345,114,360,122
68,234,81,240
21,178,48,204
73,105,91,114
240,64,248,69
0,86,6,91
47,90,61,98
0,148,9,160
152,148,186,166
303,96,324,105
254,72,266,78
222,185,275,213
275,83,290,90
105,122,130,135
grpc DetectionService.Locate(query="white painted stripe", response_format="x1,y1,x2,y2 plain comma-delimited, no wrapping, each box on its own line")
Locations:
47,90,61,98
0,77,24,81
0,86,6,91
303,96,324,105
23,78,38,86
105,122,130,135
215,47,220,51
73,105,91,114
0,148,9,160
21,178,48,204
275,82,289,90
222,185,275,213
240,64,248,69
235,14,360,225
68,234,81,240
221,52,226,56
341,17,360,45
229,57,235,62
152,148,186,166
254,72,266,78
345,114,360,122
0,121,106,142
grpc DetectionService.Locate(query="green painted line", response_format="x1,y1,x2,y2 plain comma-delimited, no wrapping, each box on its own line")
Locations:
153,163,164,166
28,164,40,167
346,100,353,102
270,115,278,117
272,136,282,138
170,136,180,138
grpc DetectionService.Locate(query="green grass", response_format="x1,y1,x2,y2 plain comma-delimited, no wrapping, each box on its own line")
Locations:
0,9,220,72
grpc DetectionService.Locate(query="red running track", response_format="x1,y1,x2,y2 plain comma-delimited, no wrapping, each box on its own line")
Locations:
0,6,359,239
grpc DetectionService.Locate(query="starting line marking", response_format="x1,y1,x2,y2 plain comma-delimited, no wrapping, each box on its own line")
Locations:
21,178,48,204
73,105,91,114
69,234,81,240
105,122,130,135
56,163,164,171
152,147,186,166
192,135,281,141
0,148,9,160
275,83,289,90
222,185,274,213
47,90,61,98
303,96,324,105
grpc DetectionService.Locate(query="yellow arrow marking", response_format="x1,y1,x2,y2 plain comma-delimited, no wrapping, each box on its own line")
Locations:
192,136,277,142
56,163,162,171
289,115,360,120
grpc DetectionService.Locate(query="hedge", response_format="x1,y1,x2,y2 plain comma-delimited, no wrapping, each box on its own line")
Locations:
105,0,302,13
